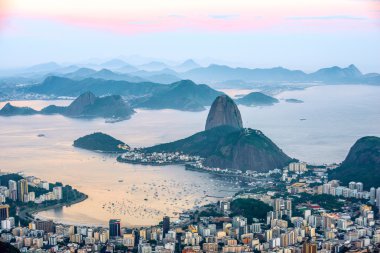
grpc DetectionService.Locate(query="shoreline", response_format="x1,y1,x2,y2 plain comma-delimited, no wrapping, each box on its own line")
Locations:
116,156,190,166
19,193,89,224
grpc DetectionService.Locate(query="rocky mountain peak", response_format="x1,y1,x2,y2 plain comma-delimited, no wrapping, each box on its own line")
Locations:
205,95,243,131
2,102,13,111
65,91,96,116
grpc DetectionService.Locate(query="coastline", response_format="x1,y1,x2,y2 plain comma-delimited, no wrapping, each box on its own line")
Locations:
116,156,190,166
19,193,89,224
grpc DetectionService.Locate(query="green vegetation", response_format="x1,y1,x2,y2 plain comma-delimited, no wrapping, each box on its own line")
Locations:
199,207,224,217
285,98,303,103
0,242,20,253
230,198,272,223
135,80,222,111
73,132,128,153
236,92,279,106
145,125,237,157
0,173,23,186
329,136,380,189
144,125,291,172
291,193,344,212
28,77,221,112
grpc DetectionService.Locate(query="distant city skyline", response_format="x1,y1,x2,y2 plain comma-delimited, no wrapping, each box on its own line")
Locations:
0,0,379,72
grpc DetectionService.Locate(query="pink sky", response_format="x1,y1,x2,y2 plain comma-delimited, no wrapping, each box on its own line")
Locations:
2,0,379,34
1,0,379,72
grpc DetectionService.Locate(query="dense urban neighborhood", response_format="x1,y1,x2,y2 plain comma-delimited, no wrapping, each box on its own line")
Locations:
1,161,380,253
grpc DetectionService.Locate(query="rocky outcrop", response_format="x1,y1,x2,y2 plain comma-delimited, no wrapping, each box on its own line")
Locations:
0,103,38,116
63,91,134,120
65,91,96,116
0,92,134,121
143,94,291,172
80,95,135,119
329,136,380,189
205,95,243,130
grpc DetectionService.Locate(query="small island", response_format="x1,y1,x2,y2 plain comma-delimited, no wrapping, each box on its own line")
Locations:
285,98,304,103
235,92,279,106
73,132,130,153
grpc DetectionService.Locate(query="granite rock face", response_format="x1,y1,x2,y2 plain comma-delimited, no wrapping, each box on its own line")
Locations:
65,91,96,116
205,95,243,130
143,94,292,172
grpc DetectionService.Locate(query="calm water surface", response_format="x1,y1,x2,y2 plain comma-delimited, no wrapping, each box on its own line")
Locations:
0,84,379,226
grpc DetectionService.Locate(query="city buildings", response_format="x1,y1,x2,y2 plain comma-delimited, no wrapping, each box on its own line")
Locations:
109,219,121,238
17,179,28,202
0,164,380,253
163,216,170,238
0,204,9,221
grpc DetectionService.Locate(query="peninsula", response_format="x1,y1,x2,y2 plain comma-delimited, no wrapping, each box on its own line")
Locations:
73,132,130,153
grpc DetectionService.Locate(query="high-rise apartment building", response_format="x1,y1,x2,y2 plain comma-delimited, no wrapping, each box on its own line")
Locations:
0,205,10,221
8,180,17,201
163,216,170,238
17,179,28,202
302,242,317,253
109,219,121,238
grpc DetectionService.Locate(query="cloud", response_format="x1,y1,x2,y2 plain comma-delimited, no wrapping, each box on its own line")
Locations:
209,14,240,20
287,15,367,21
167,14,186,19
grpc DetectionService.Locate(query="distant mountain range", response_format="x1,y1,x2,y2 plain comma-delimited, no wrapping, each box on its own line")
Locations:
27,78,223,111
0,91,135,121
131,80,222,111
5,61,374,113
62,68,146,83
1,59,379,88
27,76,166,97
182,64,380,85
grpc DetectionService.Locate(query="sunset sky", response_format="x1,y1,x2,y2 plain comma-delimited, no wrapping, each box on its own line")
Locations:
0,0,379,72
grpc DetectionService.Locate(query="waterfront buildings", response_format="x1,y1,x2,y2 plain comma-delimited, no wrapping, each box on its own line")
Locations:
17,179,28,202
1,164,380,252
163,216,170,238
53,186,63,200
109,219,121,238
8,180,17,201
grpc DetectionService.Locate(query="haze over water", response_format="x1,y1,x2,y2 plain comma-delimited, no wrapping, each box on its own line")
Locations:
0,84,379,226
